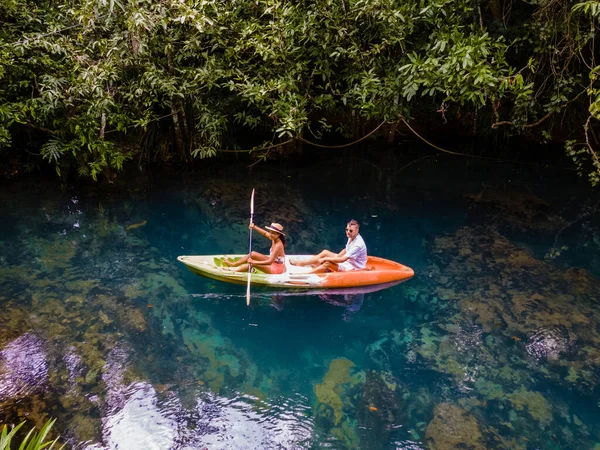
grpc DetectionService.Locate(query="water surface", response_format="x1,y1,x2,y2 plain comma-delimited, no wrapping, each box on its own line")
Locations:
1,146,600,449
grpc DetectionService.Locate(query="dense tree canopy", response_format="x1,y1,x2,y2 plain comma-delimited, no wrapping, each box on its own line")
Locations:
0,0,599,182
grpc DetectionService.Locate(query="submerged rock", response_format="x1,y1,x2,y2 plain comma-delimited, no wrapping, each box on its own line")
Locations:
425,403,484,450
357,370,401,449
464,189,565,233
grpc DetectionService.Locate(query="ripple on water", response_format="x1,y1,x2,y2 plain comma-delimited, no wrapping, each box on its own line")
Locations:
525,326,577,362
196,392,314,449
102,382,179,450
392,441,426,450
82,370,314,450
0,333,48,401
64,346,84,387
101,344,132,416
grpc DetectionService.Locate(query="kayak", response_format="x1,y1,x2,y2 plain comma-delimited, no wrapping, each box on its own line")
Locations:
177,255,414,289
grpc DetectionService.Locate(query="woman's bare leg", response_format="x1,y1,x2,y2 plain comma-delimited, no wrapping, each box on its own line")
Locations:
231,263,274,274
228,252,269,272
224,255,248,267
231,254,271,273
231,263,250,272
225,251,267,267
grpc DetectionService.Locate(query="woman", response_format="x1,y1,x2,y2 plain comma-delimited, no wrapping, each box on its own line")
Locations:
223,222,286,274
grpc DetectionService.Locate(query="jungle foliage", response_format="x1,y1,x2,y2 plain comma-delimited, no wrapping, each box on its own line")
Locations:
0,0,599,183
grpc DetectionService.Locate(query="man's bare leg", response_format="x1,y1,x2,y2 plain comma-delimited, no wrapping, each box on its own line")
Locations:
290,250,336,266
310,261,338,273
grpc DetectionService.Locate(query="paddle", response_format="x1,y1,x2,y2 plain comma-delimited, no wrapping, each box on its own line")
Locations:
246,188,255,306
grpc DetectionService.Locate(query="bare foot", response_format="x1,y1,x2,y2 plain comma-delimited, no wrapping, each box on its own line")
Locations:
222,258,233,267
289,259,304,266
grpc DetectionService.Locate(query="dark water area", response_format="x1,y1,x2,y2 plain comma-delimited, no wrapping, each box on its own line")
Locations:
1,142,600,449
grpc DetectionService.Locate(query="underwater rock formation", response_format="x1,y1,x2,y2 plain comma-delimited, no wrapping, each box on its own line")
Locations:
465,189,566,233
356,370,401,449
425,403,484,450
431,225,600,392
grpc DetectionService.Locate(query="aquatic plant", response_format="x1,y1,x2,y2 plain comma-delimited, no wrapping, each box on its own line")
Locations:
315,358,365,426
0,419,64,450
507,388,553,427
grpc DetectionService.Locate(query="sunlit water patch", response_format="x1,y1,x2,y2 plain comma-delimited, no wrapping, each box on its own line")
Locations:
525,326,577,362
0,333,48,401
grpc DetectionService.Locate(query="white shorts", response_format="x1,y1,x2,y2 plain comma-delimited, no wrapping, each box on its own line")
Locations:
337,261,355,272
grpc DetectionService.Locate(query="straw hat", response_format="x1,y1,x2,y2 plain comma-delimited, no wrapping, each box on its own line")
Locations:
265,223,285,235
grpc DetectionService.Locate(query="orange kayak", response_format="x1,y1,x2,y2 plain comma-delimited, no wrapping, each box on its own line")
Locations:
177,254,414,289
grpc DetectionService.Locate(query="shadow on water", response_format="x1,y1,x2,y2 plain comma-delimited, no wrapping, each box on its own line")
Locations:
1,145,600,449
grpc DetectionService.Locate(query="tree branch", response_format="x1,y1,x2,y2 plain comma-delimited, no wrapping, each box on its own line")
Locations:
22,122,56,135
492,89,587,129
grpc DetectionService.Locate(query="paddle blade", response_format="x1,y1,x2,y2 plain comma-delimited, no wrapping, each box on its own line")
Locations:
250,188,255,216
246,278,251,305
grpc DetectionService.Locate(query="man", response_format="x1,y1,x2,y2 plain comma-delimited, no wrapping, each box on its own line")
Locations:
291,219,367,273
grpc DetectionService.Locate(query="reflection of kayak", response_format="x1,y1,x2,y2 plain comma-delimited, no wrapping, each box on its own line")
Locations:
190,281,404,297
177,255,414,289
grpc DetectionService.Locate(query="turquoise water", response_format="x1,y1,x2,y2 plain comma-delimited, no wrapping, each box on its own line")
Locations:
1,148,600,449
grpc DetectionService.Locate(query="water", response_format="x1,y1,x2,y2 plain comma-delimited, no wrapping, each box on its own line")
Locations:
1,146,600,449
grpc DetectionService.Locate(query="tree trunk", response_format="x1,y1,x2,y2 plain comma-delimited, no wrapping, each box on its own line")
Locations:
179,100,190,161
170,101,185,158
166,46,186,159
98,112,114,181
386,122,397,143
100,112,106,140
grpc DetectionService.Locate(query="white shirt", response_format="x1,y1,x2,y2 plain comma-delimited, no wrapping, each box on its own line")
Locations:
345,233,367,270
